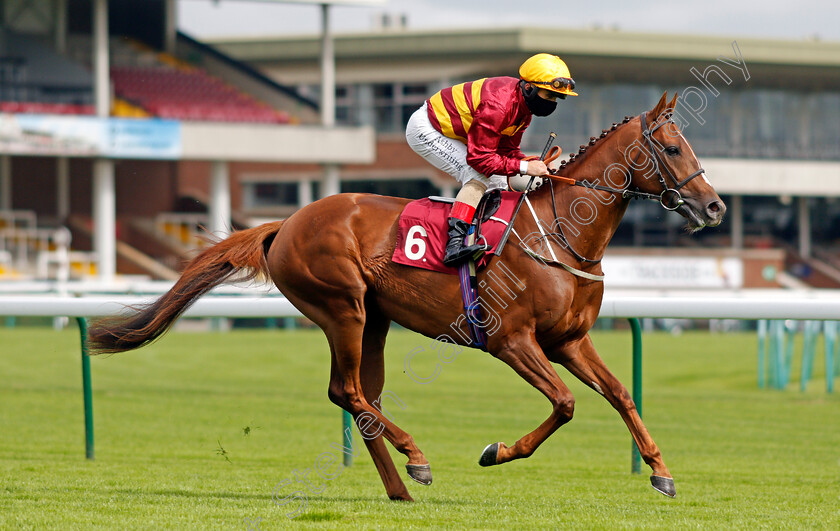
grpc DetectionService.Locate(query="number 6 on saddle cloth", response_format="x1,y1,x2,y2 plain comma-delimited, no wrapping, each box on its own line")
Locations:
392,189,521,349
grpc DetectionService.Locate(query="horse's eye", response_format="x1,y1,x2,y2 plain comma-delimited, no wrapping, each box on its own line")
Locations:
665,146,680,156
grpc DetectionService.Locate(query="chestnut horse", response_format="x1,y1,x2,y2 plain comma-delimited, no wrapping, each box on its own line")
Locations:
88,93,725,501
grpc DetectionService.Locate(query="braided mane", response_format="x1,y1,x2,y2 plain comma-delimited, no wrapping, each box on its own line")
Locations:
557,115,634,171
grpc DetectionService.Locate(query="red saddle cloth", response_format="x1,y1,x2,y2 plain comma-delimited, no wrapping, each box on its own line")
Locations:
392,191,522,274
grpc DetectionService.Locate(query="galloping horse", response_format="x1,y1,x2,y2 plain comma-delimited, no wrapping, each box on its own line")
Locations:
88,93,725,501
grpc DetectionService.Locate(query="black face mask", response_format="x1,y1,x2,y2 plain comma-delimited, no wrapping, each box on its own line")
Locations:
520,81,558,116
526,96,557,116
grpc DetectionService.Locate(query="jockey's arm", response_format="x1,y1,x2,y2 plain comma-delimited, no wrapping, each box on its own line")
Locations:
467,112,543,177
499,130,549,177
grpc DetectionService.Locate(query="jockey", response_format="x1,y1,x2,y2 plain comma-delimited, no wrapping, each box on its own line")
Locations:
405,53,578,266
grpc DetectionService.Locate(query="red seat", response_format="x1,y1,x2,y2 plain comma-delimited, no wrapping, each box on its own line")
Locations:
109,65,293,124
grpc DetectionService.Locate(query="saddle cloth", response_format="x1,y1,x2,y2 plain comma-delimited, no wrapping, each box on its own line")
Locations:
392,191,521,274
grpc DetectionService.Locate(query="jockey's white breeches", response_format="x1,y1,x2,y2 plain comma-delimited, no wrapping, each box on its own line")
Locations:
405,103,507,192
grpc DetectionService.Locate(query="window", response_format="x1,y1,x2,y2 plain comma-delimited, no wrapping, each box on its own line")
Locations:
341,179,438,199
244,182,299,209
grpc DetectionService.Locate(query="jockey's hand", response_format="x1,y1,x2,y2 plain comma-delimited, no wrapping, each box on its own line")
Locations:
526,160,550,176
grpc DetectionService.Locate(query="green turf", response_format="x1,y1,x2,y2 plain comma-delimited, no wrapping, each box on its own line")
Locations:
0,325,838,530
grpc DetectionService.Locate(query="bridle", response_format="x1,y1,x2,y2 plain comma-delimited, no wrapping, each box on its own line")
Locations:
535,111,706,264
545,111,705,211
638,110,705,211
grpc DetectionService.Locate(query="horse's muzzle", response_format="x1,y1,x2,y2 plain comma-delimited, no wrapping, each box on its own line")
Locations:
680,196,726,231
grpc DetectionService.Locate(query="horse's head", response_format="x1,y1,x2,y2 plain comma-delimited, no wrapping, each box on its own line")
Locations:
631,92,726,231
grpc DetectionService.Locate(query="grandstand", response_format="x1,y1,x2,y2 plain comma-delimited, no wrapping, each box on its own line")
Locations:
210,27,840,289
0,0,372,284
2,25,298,124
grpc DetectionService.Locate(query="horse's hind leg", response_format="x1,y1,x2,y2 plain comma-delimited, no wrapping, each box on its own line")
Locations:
479,332,576,467
355,306,413,501
551,334,675,497
321,305,431,488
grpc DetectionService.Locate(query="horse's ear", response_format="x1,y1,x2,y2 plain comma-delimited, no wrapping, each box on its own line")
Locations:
667,92,679,114
649,92,668,123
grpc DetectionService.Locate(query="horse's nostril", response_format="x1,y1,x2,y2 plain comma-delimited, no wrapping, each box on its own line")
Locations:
704,200,726,223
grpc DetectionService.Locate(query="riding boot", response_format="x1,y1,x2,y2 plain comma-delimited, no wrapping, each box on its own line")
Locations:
442,218,486,267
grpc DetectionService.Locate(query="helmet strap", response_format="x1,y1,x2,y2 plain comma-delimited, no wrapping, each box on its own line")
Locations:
519,80,538,99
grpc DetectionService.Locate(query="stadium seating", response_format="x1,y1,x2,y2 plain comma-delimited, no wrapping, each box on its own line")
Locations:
0,101,95,115
110,65,291,124
1,30,292,124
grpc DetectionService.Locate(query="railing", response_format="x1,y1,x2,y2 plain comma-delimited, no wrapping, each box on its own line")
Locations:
0,211,98,281
0,291,837,472
0,226,97,280
0,209,36,229
154,212,210,249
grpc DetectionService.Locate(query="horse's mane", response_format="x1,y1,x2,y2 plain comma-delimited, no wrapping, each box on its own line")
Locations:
557,115,635,172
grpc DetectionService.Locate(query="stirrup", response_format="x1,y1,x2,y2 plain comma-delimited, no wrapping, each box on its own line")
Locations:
443,244,485,267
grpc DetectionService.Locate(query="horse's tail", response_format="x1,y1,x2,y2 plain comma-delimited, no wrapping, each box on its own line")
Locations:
87,220,285,355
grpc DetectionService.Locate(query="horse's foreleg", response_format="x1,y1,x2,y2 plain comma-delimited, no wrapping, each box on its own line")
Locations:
356,309,413,501
480,333,575,467
552,334,675,497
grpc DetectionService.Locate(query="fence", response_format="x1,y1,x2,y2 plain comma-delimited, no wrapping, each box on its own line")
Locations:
0,210,98,281
756,319,838,392
0,291,837,473
155,213,211,249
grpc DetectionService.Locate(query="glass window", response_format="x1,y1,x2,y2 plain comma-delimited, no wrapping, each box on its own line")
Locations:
374,105,395,132
323,78,839,161
373,84,394,99
245,182,299,208
402,84,427,96
341,179,438,199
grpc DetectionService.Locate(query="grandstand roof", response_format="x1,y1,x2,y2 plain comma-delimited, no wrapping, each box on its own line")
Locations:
209,26,840,89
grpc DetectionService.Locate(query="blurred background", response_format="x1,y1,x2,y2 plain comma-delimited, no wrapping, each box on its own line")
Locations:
1,0,839,299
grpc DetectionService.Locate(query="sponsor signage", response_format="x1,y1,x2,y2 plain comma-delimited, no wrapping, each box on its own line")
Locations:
602,256,743,289
0,114,181,159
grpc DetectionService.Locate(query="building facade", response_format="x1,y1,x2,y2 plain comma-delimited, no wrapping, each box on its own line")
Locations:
212,27,840,269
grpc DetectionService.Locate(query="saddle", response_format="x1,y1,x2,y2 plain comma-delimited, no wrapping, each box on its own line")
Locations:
427,188,503,223
392,189,521,274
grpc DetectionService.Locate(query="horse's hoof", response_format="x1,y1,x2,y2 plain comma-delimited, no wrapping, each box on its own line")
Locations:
405,463,432,485
650,475,676,498
478,442,500,467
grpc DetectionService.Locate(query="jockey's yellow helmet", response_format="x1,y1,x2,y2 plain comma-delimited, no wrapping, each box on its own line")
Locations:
519,53,578,96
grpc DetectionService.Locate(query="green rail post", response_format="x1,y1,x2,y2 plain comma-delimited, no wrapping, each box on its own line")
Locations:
76,317,95,460
783,320,796,388
342,409,353,467
757,319,767,388
769,320,781,389
826,321,836,393
628,317,642,474
800,321,818,392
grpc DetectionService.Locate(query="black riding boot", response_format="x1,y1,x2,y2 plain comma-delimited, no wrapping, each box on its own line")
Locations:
442,218,485,267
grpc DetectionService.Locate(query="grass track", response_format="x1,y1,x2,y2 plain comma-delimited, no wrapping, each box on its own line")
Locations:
0,326,838,529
